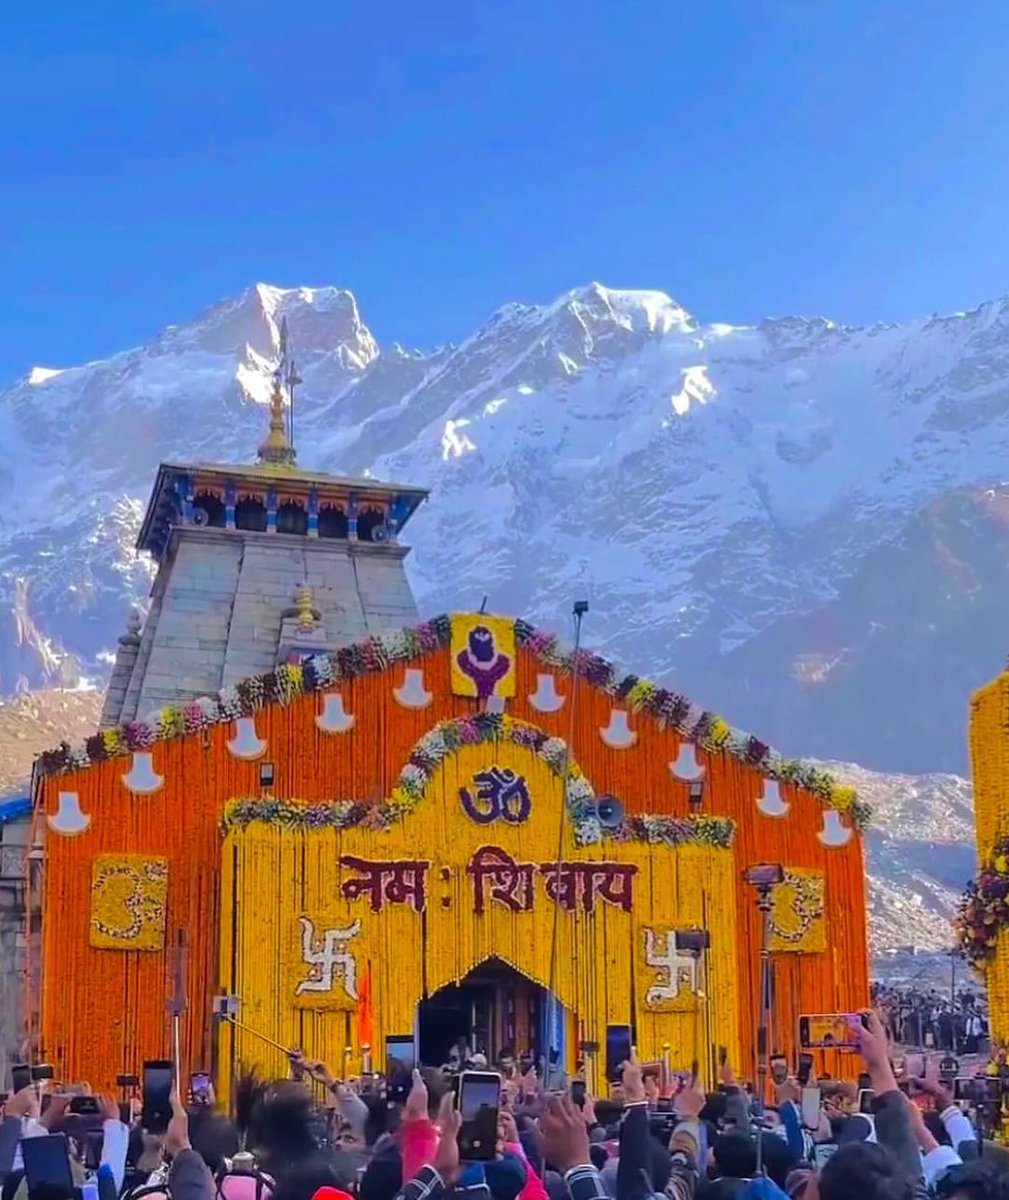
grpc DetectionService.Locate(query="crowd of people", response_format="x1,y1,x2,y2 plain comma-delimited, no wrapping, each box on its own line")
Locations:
3,1012,1009,1200
871,983,988,1055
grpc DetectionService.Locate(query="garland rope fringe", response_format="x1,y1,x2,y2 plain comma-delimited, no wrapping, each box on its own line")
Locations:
35,612,867,829
222,712,736,848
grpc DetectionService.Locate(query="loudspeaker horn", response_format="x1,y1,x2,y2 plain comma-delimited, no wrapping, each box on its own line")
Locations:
595,793,624,829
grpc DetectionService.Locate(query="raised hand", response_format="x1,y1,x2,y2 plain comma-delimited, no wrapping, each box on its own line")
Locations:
404,1069,429,1123
622,1048,645,1104
539,1093,591,1173
432,1093,461,1183
5,1086,39,1121
164,1090,191,1157
39,1093,71,1130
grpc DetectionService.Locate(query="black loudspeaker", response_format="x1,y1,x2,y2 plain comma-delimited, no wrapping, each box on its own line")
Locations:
596,794,625,829
675,929,711,953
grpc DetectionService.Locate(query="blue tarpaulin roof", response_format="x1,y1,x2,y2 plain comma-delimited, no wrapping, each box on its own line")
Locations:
0,797,31,824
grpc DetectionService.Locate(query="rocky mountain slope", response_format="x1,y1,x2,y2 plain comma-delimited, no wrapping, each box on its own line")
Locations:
831,763,975,952
0,689,103,796
2,281,1007,786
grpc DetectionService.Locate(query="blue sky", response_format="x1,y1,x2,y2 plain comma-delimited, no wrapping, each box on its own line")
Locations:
2,0,1009,382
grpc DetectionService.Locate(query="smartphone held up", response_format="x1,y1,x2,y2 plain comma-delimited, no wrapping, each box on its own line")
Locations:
142,1059,174,1134
456,1070,502,1162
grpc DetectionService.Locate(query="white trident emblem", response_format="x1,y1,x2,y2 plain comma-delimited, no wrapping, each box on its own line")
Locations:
295,916,362,999
643,929,697,1007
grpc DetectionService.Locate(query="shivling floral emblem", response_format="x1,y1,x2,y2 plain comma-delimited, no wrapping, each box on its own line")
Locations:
295,916,362,999
456,625,511,700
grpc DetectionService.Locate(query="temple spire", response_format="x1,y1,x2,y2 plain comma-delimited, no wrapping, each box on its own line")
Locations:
257,317,298,467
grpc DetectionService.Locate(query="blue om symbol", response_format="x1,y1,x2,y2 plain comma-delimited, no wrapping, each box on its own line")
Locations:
459,767,532,825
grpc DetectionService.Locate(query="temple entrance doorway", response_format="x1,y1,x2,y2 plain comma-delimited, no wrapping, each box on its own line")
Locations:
417,957,567,1072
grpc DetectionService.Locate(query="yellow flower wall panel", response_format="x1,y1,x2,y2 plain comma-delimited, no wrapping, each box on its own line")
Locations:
969,675,1009,1043
89,855,168,952
218,743,740,1093
768,868,826,954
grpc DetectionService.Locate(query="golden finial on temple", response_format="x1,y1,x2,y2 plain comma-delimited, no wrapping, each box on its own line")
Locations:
257,316,299,467
294,583,317,631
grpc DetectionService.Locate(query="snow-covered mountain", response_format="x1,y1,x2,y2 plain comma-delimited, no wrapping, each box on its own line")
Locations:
3,281,1009,777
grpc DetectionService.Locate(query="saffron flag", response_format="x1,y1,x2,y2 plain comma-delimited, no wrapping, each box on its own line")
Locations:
356,960,374,1048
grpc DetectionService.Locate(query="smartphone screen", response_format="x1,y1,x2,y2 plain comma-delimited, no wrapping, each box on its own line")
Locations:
797,1053,814,1086
858,1088,874,1113
68,1096,101,1116
22,1133,75,1199
800,1086,821,1129
11,1064,31,1094
142,1059,174,1134
457,1071,501,1162
385,1036,415,1104
797,1014,859,1050
31,1065,54,1083
570,1080,587,1108
605,1025,632,1082
385,1036,415,1075
770,1054,788,1085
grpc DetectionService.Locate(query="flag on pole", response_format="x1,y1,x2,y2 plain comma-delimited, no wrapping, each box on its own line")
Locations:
356,961,373,1049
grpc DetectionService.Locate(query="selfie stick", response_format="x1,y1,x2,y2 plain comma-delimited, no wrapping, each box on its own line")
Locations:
169,930,188,1085
220,1015,294,1058
546,600,588,1088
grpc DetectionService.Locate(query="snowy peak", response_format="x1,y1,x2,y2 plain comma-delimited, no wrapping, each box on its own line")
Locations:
2,277,1009,783
150,282,379,370
558,282,695,335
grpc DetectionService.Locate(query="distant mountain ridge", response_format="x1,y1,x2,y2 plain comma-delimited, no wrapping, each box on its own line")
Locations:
2,281,1009,779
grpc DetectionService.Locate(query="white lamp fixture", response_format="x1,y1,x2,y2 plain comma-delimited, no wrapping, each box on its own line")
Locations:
818,809,853,848
394,668,433,709
227,717,267,759
316,693,355,734
529,674,565,713
599,708,637,749
756,779,789,818
669,744,705,782
48,792,91,837
122,751,164,795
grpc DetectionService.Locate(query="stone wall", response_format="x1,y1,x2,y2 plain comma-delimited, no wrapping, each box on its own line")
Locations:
0,816,29,1077
112,527,419,722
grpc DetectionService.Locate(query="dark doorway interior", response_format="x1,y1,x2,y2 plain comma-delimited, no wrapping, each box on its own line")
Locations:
417,957,555,1068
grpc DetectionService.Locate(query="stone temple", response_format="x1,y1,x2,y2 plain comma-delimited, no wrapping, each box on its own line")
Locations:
101,366,427,727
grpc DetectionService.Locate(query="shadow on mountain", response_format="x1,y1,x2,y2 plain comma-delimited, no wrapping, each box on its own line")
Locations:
678,487,1009,775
